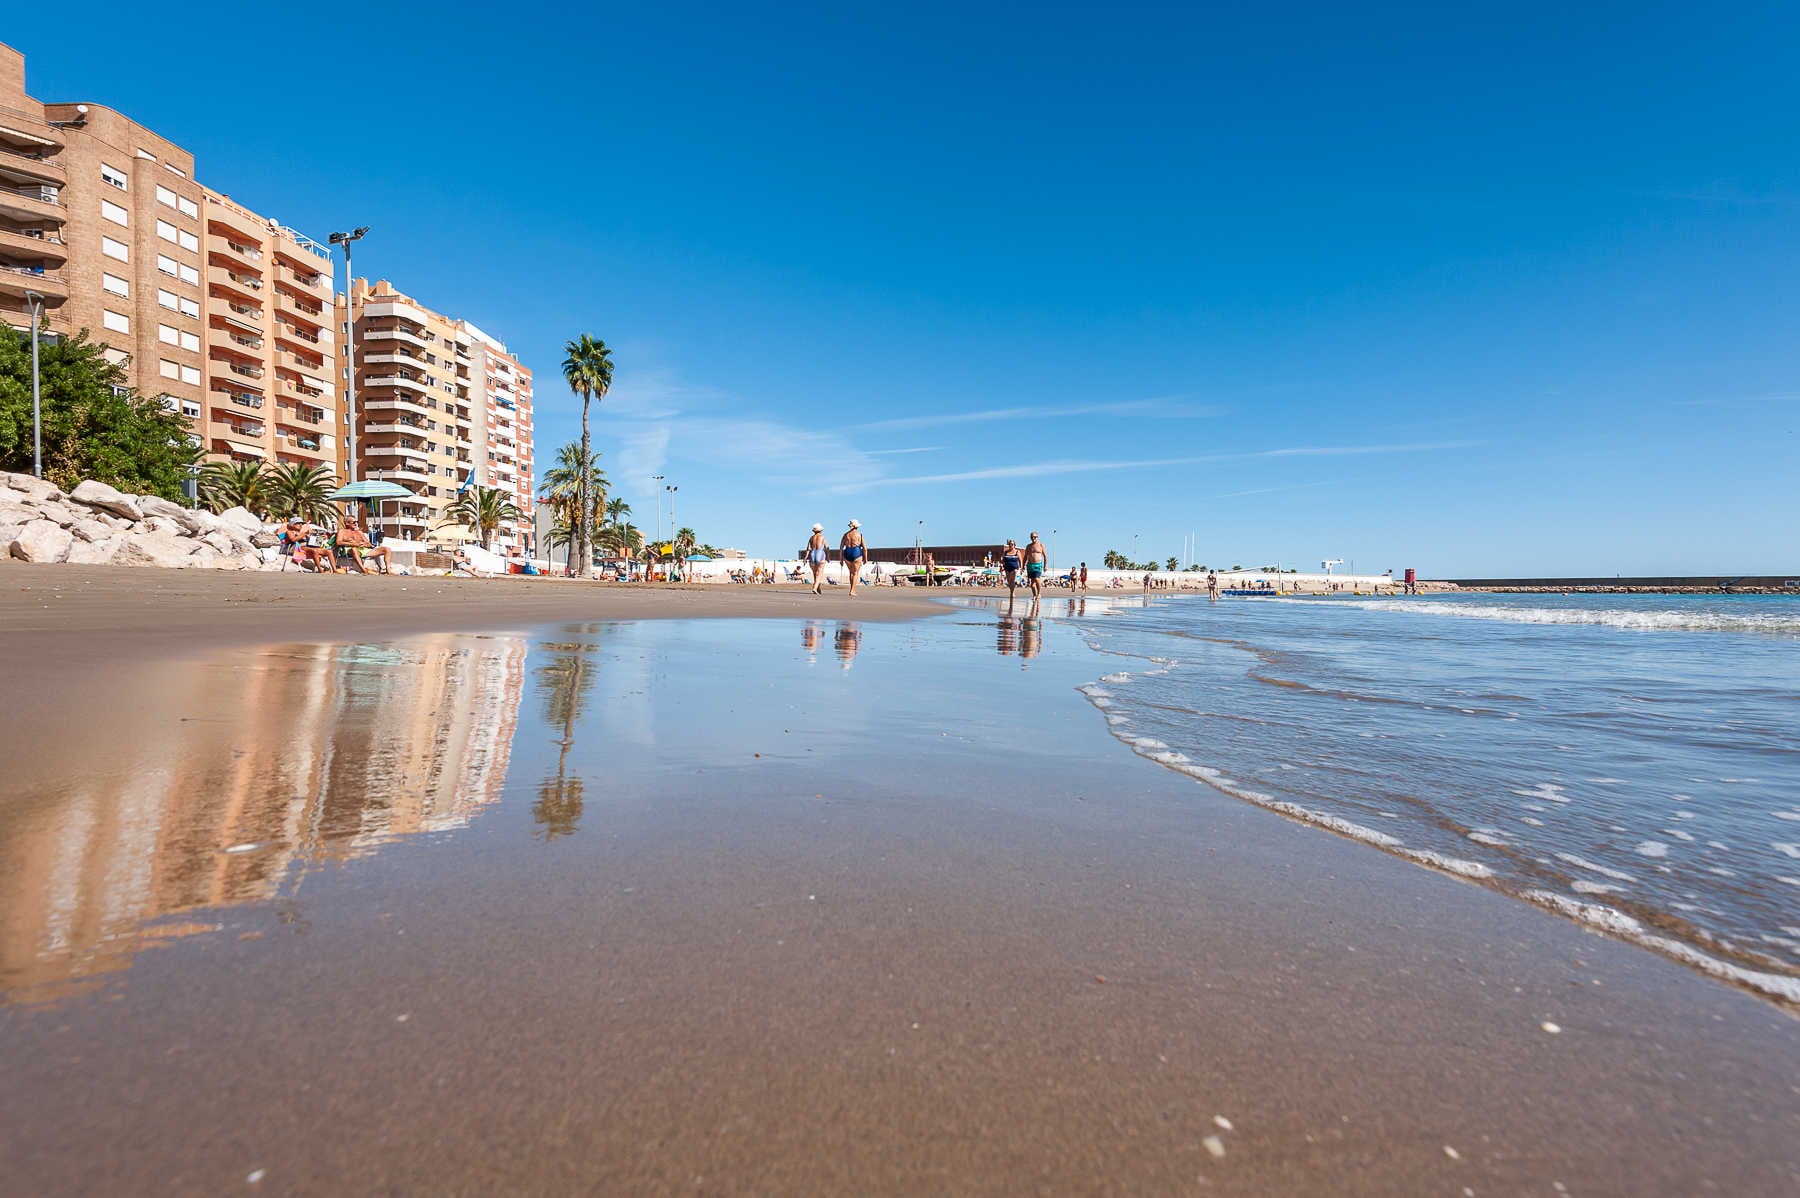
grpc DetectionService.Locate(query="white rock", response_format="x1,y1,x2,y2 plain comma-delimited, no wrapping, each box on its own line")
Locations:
237,551,264,571
69,480,143,521
218,506,262,534
115,531,198,569
200,529,239,556
0,471,64,503
9,519,73,563
137,495,210,536
0,498,35,527
69,517,113,543
186,544,222,570
143,515,184,537
250,529,280,549
65,535,124,565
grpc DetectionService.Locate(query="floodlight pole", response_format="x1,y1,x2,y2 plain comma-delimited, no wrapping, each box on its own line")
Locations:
328,227,369,483
24,290,44,478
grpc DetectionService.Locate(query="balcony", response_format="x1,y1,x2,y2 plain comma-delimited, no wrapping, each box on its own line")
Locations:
365,467,430,485
0,263,68,303
207,264,263,300
226,361,265,382
360,395,435,419
277,375,327,401
275,319,321,346
359,325,430,351
205,203,265,246
0,110,64,153
365,372,430,394
0,149,66,188
225,331,263,352
0,226,67,267
0,183,64,225
219,238,263,263
209,295,264,329
278,290,327,323
277,402,326,427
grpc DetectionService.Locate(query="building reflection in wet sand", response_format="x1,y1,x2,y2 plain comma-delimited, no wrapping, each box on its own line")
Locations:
0,634,526,1005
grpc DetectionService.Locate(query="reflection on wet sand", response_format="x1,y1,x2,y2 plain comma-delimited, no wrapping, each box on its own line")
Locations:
0,634,526,1005
833,622,863,669
996,614,1043,661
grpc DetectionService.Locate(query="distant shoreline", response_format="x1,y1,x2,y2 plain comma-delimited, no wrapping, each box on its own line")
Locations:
1447,575,1798,595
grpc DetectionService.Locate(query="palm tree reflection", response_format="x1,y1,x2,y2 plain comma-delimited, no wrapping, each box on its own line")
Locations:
533,634,601,841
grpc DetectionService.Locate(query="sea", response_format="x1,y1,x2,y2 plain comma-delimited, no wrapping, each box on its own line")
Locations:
1024,590,1800,1001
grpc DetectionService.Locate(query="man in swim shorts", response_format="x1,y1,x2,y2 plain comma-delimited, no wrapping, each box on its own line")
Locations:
1000,538,1022,596
1024,531,1048,600
807,523,828,595
840,519,866,597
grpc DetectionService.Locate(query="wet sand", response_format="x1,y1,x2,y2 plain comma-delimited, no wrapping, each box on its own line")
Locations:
1,602,1797,1194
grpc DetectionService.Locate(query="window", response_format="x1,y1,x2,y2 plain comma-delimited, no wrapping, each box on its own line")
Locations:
102,309,130,334
178,197,198,219
157,219,178,244
100,163,127,190
181,400,201,420
101,199,129,226
102,272,130,298
179,297,199,319
180,331,200,352
156,253,178,277
178,264,199,285
158,324,180,346
102,236,130,262
158,288,179,311
162,161,186,178
178,230,198,252
180,364,201,386
155,184,178,209
160,359,181,380
102,347,131,367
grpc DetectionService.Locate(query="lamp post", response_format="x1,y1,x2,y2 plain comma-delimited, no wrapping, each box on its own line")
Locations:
1132,532,1139,567
23,291,44,479
327,227,368,483
650,475,665,544
665,483,678,580
1051,528,1057,570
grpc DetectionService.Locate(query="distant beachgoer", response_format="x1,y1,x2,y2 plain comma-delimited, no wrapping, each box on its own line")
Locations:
840,519,866,597
1024,532,1048,599
1207,571,1218,599
1001,538,1022,595
923,552,938,586
1079,562,1089,591
807,523,828,594
335,517,393,575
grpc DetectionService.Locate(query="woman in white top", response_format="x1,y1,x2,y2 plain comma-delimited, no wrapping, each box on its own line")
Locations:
807,523,829,595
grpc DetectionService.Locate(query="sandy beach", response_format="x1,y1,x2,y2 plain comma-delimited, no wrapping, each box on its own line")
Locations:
1,571,1796,1194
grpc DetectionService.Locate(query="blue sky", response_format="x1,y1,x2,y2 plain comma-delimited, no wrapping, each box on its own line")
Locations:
10,3,1797,573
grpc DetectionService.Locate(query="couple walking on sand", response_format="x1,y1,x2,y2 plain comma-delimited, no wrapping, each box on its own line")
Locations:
806,518,866,596
1000,531,1049,601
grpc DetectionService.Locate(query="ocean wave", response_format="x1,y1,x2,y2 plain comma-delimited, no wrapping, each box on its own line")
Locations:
1335,599,1800,634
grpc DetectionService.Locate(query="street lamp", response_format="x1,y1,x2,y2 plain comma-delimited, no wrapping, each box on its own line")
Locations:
327,227,369,482
1051,527,1057,569
665,484,679,579
23,290,44,479
650,474,665,544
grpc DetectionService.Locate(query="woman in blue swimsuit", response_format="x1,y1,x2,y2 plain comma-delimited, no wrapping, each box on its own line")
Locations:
1000,538,1023,595
839,519,866,597
807,523,829,595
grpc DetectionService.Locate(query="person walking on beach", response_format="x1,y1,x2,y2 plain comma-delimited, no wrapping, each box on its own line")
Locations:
807,523,829,595
1079,562,1089,591
1024,532,1048,600
1001,538,1023,597
840,519,866,597
923,551,938,586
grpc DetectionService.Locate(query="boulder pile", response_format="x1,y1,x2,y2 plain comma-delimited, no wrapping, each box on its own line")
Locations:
1,473,283,571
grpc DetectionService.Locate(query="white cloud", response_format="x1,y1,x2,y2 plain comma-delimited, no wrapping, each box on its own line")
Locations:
842,441,1479,492
866,446,943,456
857,397,1215,432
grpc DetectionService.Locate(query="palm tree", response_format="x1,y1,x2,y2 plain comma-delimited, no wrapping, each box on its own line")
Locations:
438,485,525,551
1165,556,1179,572
264,462,338,523
560,335,614,574
541,442,607,534
199,459,268,515
673,526,697,577
604,496,631,531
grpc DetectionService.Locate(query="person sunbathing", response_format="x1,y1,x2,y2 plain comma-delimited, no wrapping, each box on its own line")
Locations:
334,517,393,575
280,517,339,572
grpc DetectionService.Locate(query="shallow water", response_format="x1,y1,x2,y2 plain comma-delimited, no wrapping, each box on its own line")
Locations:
983,590,1800,999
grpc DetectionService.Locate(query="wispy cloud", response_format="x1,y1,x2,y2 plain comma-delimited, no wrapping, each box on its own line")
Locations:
839,441,1478,492
866,445,943,456
1214,480,1336,499
857,397,1216,432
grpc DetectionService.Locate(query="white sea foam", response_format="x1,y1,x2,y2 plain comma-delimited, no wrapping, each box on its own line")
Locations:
1520,816,1545,827
1775,812,1800,823
1404,850,1493,878
1774,843,1800,860
1524,892,1800,1003
1512,782,1570,804
1571,880,1623,895
1468,832,1509,847
1635,841,1669,858
1554,852,1636,882
1341,599,1800,635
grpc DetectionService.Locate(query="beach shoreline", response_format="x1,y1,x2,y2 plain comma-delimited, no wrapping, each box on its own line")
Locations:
2,585,1797,1193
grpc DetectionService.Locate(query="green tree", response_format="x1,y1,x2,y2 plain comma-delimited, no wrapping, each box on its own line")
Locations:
264,461,337,522
540,441,607,548
199,459,269,514
560,335,614,574
1166,556,1178,572
0,328,197,499
438,484,525,551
